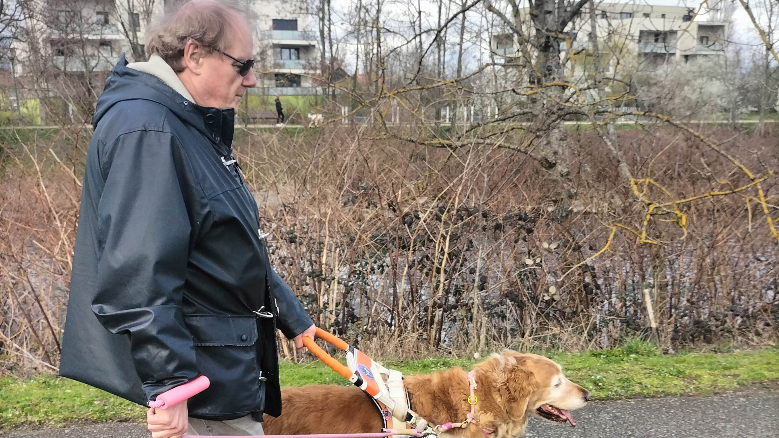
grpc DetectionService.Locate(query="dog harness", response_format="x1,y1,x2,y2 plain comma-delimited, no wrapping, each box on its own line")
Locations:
147,327,495,438
346,346,416,435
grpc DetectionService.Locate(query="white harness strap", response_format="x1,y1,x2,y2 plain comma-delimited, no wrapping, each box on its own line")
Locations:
346,347,415,436
386,370,410,420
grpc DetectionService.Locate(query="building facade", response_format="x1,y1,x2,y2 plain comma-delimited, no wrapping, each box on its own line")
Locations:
12,0,321,97
490,2,728,71
250,0,320,96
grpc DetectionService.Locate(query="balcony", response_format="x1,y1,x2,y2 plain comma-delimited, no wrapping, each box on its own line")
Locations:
273,59,310,71
250,87,326,96
492,47,514,57
49,24,124,40
638,42,676,54
694,43,724,53
558,40,587,51
51,55,118,72
261,31,317,46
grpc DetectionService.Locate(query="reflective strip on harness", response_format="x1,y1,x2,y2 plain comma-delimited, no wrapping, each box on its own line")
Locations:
346,346,412,436
347,346,382,398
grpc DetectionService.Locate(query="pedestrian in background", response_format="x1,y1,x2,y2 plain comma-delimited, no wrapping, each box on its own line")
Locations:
275,94,285,125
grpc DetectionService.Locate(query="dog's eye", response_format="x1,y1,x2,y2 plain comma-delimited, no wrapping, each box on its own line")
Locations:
554,382,562,388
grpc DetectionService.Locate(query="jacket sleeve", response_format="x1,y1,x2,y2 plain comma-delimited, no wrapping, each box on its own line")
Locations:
91,129,200,401
268,267,314,339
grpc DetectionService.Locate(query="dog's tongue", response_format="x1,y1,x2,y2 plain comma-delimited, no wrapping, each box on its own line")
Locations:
559,409,576,427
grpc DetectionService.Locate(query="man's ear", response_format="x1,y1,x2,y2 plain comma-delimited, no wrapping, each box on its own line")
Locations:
182,39,205,75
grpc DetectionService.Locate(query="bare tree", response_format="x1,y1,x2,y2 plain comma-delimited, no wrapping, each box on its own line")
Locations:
749,0,779,133
114,0,159,62
18,0,127,122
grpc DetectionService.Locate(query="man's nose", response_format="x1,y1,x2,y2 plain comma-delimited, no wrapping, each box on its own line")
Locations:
243,70,257,88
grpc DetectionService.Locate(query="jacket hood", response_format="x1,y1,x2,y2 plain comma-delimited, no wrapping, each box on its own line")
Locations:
94,54,235,148
127,54,195,102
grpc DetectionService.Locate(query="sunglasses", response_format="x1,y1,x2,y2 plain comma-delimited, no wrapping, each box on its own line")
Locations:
215,49,255,76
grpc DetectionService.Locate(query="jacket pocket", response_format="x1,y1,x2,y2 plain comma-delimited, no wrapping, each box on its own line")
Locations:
184,315,264,418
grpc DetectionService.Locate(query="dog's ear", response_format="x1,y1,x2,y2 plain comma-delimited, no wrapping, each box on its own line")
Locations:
495,354,535,418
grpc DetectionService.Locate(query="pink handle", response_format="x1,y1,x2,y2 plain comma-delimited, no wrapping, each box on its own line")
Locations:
148,375,210,409
183,433,422,438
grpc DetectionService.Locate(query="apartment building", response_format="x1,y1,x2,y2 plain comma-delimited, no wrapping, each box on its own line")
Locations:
12,0,320,95
13,0,151,77
593,2,727,67
250,0,320,96
490,2,728,71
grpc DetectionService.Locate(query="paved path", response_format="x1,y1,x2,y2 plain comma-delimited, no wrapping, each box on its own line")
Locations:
2,389,778,438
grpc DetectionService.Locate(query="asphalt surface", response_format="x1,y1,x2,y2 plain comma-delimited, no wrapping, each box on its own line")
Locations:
2,389,778,438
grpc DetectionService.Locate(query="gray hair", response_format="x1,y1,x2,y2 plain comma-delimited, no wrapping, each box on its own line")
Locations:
145,0,255,72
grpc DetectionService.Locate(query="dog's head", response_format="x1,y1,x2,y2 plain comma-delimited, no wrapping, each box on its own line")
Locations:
474,351,590,438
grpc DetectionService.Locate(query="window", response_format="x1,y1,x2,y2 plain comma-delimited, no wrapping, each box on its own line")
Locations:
699,35,709,45
275,73,301,87
99,41,112,57
653,33,663,43
643,13,650,18
138,44,146,58
280,47,300,60
57,10,80,27
600,11,607,19
51,40,76,56
131,12,141,31
620,12,632,19
96,11,109,25
495,37,512,50
272,19,298,31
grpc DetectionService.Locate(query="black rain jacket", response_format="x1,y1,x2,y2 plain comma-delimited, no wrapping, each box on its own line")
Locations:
59,55,313,420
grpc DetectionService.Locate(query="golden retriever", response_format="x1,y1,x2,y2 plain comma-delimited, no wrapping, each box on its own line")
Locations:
263,351,591,438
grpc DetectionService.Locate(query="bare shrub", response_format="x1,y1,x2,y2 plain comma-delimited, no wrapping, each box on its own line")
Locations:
0,129,83,374
232,124,779,359
1,123,777,373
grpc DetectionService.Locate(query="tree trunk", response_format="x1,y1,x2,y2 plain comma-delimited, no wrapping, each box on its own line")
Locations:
318,0,327,96
453,0,466,132
436,0,442,120
588,0,632,182
327,0,335,99
351,0,362,125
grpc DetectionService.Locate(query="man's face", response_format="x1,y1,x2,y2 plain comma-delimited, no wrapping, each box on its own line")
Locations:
197,19,257,110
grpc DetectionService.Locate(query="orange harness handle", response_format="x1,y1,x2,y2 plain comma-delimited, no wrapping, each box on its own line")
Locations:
301,327,352,381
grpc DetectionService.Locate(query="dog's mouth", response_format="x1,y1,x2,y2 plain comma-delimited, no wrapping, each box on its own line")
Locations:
536,404,576,427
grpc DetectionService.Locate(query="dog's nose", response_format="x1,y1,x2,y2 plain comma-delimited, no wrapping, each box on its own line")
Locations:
583,391,592,402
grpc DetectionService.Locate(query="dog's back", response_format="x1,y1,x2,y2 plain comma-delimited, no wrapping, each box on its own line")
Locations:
263,385,383,434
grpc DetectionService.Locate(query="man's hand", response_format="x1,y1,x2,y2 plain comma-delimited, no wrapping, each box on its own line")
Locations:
293,323,317,352
147,402,189,438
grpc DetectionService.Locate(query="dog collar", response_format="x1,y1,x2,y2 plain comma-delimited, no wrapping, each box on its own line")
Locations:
433,370,482,435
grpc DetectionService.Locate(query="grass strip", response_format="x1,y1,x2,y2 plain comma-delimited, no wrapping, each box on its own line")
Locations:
1,342,776,430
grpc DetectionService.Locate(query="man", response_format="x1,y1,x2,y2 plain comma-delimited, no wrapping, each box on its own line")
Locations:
275,94,285,124
58,1,315,437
